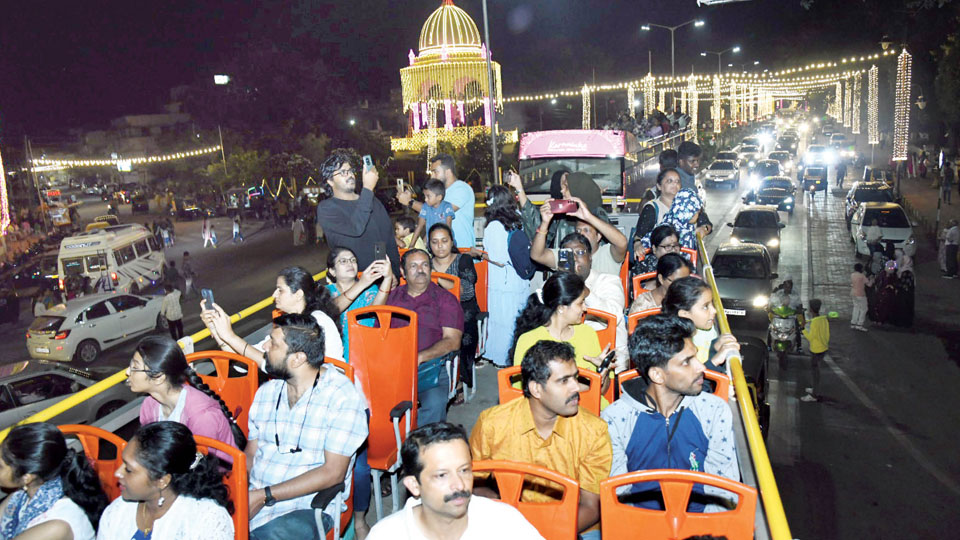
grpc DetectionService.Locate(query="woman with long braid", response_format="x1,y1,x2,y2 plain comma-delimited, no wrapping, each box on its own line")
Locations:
126,336,245,463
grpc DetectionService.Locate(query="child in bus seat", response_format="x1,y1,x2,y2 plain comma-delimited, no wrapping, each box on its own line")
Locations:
394,215,425,251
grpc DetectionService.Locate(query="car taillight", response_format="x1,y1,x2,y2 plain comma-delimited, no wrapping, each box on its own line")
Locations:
58,278,64,290
111,272,119,285
54,330,70,340
25,332,31,339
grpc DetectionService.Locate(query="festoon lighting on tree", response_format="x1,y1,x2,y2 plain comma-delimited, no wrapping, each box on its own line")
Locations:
843,77,852,128
643,74,655,117
892,48,912,161
729,81,739,123
687,74,698,138
627,84,635,117
581,84,591,129
852,72,862,135
0,146,10,234
712,75,722,133
868,65,879,145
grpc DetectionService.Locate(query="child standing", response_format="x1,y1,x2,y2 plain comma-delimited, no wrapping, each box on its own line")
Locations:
394,216,426,251
850,263,873,331
801,299,830,402
408,179,455,248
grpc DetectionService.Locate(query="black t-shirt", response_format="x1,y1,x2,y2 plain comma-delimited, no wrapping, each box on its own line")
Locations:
316,188,400,275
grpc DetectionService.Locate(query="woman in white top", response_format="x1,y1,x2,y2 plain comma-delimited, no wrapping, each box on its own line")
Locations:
0,422,106,540
202,265,344,369
98,422,233,540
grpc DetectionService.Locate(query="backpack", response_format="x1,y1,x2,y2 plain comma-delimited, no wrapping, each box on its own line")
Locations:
507,228,536,280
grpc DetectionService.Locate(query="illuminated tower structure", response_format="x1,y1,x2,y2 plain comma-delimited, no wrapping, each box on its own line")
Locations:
391,0,516,155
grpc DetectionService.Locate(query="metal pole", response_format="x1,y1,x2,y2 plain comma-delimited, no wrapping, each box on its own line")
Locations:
25,137,49,234
670,28,676,77
218,125,228,177
718,54,722,75
481,0,500,184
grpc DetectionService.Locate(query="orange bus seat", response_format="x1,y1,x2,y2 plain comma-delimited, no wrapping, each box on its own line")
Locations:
460,248,489,401
186,351,259,437
681,246,699,268
459,248,489,313
627,308,662,333
619,257,630,306
631,272,658,300
498,366,604,416
617,368,729,401
399,272,461,301
599,469,757,540
195,435,249,540
348,306,418,520
311,358,356,538
583,308,617,353
472,460,580,540
58,424,126,502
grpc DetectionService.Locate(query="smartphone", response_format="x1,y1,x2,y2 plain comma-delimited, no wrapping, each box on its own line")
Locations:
396,178,405,193
201,288,215,308
557,248,575,272
362,155,374,171
549,199,578,214
373,241,386,261
598,350,615,372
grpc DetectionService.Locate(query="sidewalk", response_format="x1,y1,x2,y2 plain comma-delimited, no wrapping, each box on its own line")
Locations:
896,174,960,239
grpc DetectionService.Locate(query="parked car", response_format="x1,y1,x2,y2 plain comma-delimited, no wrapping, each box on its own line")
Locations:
727,206,785,261
801,166,828,193
862,166,895,187
850,202,915,258
131,194,150,214
844,182,895,229
0,360,136,430
744,176,797,214
703,160,740,189
26,293,165,363
712,243,778,326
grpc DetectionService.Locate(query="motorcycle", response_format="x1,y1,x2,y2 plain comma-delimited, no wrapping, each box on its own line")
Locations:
768,303,800,369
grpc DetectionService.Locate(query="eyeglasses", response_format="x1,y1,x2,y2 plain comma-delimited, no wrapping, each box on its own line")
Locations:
570,249,589,256
274,371,320,454
335,257,357,265
333,168,356,178
128,358,155,374
658,243,681,251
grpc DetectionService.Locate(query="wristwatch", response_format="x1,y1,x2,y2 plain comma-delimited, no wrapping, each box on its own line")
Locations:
264,486,277,507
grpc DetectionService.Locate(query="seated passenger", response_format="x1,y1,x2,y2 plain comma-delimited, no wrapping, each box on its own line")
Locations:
386,248,464,425
634,223,683,275
201,265,344,368
325,246,394,361
662,277,739,376
98,421,234,540
471,341,612,540
245,314,367,539
601,315,739,512
128,336,245,463
394,216,426,252
367,423,544,540
629,252,693,314
0,423,106,540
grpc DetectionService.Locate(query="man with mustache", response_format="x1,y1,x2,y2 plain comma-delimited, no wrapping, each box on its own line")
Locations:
601,314,738,512
366,423,544,539
387,249,464,425
469,341,611,540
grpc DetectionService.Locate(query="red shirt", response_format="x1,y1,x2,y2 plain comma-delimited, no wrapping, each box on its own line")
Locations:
387,282,464,351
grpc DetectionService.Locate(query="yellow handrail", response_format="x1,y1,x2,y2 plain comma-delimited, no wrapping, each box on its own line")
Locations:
0,269,328,443
696,233,792,540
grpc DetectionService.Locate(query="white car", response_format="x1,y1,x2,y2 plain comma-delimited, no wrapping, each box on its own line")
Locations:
26,293,165,363
850,202,916,258
704,160,740,189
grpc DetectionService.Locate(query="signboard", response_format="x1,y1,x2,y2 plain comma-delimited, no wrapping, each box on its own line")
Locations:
519,130,627,160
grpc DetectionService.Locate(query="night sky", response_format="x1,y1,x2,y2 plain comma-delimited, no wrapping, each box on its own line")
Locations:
0,0,951,138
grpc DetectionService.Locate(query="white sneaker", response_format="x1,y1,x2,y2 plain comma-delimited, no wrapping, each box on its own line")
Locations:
800,393,818,402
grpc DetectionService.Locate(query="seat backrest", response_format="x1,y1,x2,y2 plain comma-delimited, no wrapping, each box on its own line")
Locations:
681,246,699,268
58,424,126,502
195,435,249,540
618,257,630,306
599,469,758,540
583,308,617,354
399,272,461,301
627,308,662,333
632,272,659,300
497,366,604,416
324,357,355,383
186,351,260,437
472,460,580,540
460,248,489,313
617,368,729,401
348,306,418,470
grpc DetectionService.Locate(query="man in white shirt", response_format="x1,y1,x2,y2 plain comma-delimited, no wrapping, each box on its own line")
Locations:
367,423,544,540
159,283,183,340
944,219,959,279
864,218,883,255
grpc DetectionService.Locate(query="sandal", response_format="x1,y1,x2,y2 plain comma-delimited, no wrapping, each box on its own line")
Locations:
453,385,465,405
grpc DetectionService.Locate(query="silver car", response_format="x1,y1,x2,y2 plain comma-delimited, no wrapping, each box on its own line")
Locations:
0,360,136,430
712,243,777,323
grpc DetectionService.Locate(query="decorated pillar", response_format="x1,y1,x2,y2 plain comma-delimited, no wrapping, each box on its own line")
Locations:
852,72,862,135
712,76,722,133
868,65,879,145
581,84,591,129
893,49,912,162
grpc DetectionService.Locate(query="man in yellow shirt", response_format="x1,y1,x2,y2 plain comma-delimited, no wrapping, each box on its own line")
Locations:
469,340,612,539
801,298,830,402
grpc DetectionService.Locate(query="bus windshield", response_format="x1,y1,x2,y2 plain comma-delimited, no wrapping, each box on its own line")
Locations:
519,157,624,196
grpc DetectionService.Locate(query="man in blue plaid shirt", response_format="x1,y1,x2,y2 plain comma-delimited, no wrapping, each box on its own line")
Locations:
245,313,368,539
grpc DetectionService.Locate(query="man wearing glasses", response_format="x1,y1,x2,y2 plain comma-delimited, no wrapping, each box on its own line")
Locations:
245,313,368,539
316,148,400,275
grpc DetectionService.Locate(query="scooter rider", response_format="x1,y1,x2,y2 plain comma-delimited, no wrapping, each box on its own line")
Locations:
769,276,804,348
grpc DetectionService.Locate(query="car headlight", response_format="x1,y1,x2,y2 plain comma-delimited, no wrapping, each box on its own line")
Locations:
784,197,794,204
752,295,769,308
729,236,741,245
767,238,780,248
749,160,756,167
907,236,915,245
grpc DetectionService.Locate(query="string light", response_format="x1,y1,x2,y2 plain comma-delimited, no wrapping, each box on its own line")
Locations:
687,75,698,138
0,146,9,234
712,75,721,133
868,65,879,145
852,72,862,134
657,88,665,112
643,74,655,116
30,146,221,168
893,48,912,161
843,77,852,128
730,80,739,123
582,84,591,129
627,84,635,116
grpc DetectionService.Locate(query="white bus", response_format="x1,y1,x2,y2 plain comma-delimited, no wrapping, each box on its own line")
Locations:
57,224,165,294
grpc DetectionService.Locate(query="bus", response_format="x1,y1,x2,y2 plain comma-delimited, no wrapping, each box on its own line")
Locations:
57,224,165,294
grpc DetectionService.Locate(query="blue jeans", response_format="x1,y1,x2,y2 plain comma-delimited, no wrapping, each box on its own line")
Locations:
418,358,450,426
250,509,331,540
579,529,602,540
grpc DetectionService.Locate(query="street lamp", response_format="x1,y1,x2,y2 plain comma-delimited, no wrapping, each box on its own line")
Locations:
213,74,230,85
701,46,740,74
880,35,893,51
641,18,706,76
212,75,230,177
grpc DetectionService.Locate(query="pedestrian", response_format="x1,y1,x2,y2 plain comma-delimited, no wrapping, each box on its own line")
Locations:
160,283,184,340
919,151,929,178
209,224,218,248
850,263,873,331
942,162,955,205
801,299,829,402
201,216,213,247
182,251,197,298
836,161,847,187
292,217,305,246
944,219,959,279
232,215,243,243
164,260,181,288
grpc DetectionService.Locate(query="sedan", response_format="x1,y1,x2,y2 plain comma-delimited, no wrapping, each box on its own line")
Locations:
743,177,797,214
768,151,794,174
850,202,915,258
712,243,778,325
716,151,741,167
844,182,895,229
704,160,740,189
748,160,783,188
740,145,762,168
0,360,136,430
727,207,785,261
26,293,165,363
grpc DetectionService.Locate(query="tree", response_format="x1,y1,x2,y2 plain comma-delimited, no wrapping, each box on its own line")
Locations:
200,148,271,191
935,31,960,145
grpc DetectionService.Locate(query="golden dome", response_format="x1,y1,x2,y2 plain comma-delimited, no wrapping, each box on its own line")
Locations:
418,0,482,55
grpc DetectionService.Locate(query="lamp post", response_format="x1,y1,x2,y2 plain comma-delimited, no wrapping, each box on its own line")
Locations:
641,19,705,77
701,46,740,74
481,0,500,183
213,75,230,178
